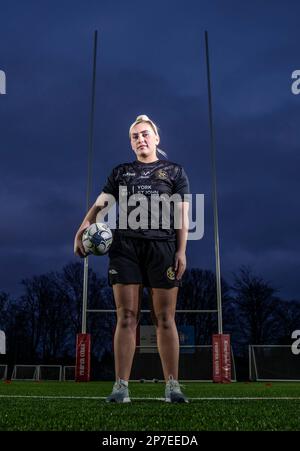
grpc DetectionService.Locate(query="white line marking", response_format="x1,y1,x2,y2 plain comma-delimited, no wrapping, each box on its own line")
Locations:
183,397,300,400
0,395,300,401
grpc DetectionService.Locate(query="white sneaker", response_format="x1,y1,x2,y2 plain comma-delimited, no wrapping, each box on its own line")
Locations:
105,379,131,403
165,376,189,403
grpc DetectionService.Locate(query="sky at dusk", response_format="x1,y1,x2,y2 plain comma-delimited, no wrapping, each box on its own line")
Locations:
0,0,299,300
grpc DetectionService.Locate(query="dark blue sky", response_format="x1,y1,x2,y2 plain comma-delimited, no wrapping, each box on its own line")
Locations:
0,0,299,300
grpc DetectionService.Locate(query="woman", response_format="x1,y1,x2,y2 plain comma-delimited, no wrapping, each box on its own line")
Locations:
74,115,190,403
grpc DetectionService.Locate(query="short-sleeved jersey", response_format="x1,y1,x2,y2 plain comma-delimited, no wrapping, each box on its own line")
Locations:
102,159,190,241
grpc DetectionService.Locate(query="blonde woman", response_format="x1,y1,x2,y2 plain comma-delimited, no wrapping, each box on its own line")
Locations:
74,115,190,403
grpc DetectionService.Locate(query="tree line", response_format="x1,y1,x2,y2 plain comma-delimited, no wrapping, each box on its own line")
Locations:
0,263,299,379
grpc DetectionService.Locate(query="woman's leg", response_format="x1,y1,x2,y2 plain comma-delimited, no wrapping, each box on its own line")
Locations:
150,287,179,381
113,283,142,381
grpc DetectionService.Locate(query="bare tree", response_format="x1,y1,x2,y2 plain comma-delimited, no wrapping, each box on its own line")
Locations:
20,273,71,360
274,299,300,344
177,268,232,344
0,292,10,329
232,266,280,345
58,262,115,361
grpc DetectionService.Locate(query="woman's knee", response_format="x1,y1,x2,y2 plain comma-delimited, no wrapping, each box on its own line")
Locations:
117,307,138,330
155,312,175,330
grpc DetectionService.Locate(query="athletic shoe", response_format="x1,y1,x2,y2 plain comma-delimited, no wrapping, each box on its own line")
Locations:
105,378,131,403
165,376,189,403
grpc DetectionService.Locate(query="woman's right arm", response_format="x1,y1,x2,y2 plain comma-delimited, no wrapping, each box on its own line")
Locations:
74,191,115,258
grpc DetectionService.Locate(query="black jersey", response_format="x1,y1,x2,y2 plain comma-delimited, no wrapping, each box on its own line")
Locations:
101,159,190,241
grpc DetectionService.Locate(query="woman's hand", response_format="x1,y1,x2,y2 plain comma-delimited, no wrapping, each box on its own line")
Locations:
74,230,87,258
174,250,186,280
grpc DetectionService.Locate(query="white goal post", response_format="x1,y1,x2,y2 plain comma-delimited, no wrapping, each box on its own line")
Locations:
11,365,63,381
63,366,76,381
0,365,8,380
11,365,38,380
37,365,62,381
249,345,300,381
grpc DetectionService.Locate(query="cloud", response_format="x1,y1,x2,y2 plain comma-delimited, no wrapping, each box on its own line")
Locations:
1,0,299,299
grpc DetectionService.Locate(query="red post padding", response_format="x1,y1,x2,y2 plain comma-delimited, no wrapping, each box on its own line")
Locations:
75,333,91,382
212,334,231,383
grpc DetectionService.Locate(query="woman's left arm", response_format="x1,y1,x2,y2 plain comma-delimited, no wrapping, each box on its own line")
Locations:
174,201,189,280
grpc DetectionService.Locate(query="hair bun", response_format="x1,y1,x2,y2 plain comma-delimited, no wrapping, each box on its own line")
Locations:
136,115,149,121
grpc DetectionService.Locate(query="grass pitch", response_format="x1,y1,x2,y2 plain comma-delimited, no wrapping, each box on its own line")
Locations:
0,381,299,431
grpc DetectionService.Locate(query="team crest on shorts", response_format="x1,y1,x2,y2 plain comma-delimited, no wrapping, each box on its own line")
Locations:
155,169,168,180
166,266,175,280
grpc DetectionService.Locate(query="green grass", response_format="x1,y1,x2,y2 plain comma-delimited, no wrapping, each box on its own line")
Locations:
0,381,299,431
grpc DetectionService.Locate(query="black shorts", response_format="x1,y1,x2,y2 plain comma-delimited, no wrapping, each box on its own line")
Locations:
108,234,182,289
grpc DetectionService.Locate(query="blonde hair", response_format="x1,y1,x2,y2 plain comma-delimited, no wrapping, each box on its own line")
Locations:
129,114,168,158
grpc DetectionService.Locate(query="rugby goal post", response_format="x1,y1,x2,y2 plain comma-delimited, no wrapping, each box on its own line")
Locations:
205,31,231,383
212,334,231,383
75,333,91,382
75,31,98,382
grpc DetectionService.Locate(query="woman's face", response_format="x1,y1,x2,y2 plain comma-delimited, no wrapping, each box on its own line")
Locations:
130,122,159,159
